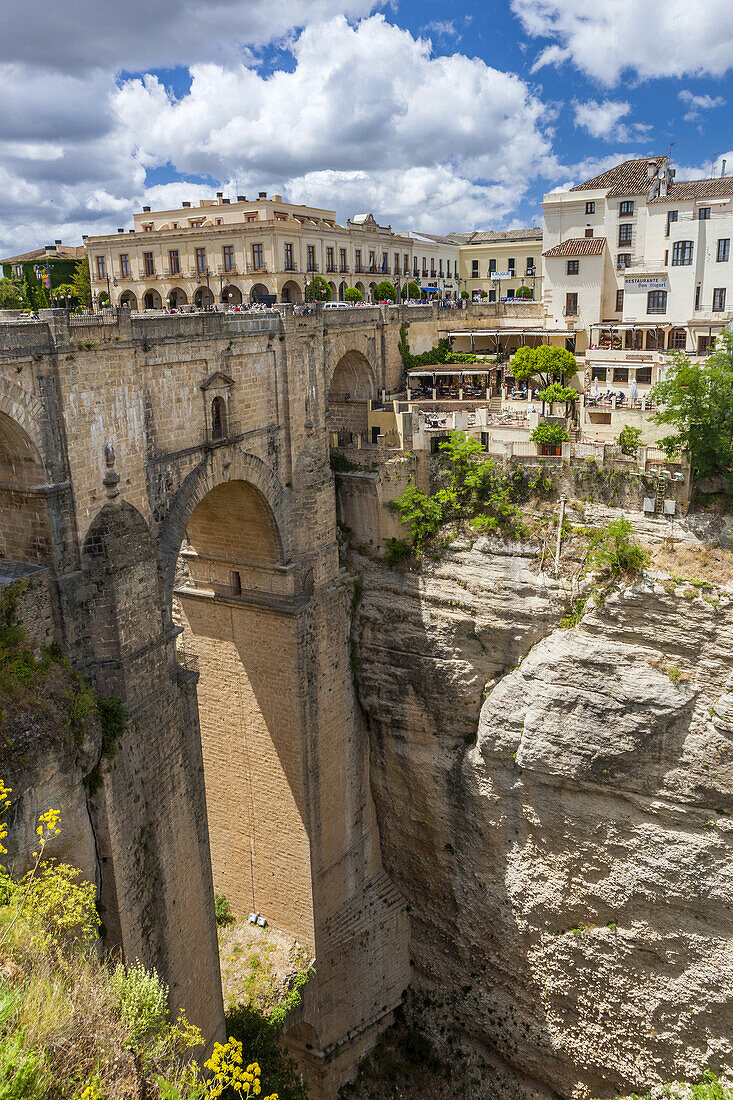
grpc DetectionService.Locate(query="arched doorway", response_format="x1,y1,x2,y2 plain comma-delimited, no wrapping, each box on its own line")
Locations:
220,285,242,307
250,282,271,304
143,288,162,310
328,281,337,301
0,410,51,565
168,287,188,308
280,280,302,304
194,286,214,309
338,281,346,301
368,282,377,302
119,290,137,310
172,477,314,945
326,350,376,443
355,281,365,298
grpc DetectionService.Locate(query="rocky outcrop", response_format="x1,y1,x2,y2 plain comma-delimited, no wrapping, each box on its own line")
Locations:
353,540,733,1099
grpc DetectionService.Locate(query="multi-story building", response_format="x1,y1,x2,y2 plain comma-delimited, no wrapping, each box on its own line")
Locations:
449,228,543,302
1,241,84,297
399,232,461,298
542,156,733,356
84,193,461,309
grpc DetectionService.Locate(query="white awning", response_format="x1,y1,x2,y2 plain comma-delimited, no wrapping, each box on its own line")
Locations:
407,369,495,377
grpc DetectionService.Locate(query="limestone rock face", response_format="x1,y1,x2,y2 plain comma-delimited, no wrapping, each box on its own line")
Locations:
353,543,733,1099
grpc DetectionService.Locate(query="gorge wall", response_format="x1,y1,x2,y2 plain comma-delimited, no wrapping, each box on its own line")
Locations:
352,536,733,1098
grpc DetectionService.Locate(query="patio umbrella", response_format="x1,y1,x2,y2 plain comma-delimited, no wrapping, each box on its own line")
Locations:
594,376,599,396
630,377,638,401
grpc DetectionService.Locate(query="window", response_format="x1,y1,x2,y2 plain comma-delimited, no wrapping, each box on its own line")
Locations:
472,260,479,277
306,245,315,272
394,254,400,275
508,257,515,271
585,228,594,238
143,252,154,277
120,254,130,278
699,206,711,220
404,253,409,273
488,259,496,274
195,247,206,274
526,257,534,273
713,287,727,311
245,214,258,222
369,251,376,272
251,243,263,270
439,259,443,276
695,284,701,310
566,259,579,275
326,247,334,272
591,365,606,381
190,219,204,228
223,245,234,272
565,292,578,315
618,224,633,246
585,201,595,214
355,249,362,272
413,257,418,275
664,250,668,266
215,219,222,226
617,254,632,269
612,367,629,383
698,335,715,354
96,255,106,279
340,248,348,272
382,252,388,272
672,240,694,265
647,289,667,314
275,212,287,222
172,222,179,230
422,256,427,274
620,200,634,216
669,328,687,350
666,209,678,236
615,288,624,312
168,250,179,275
488,289,496,302
211,396,227,441
144,224,153,231
284,243,294,271
717,239,730,262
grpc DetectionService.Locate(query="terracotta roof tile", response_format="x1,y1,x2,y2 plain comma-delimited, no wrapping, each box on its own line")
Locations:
1,245,85,264
570,157,667,197
649,178,733,202
447,227,542,244
543,237,607,258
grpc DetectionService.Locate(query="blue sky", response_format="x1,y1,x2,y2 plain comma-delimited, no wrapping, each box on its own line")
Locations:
1,0,732,256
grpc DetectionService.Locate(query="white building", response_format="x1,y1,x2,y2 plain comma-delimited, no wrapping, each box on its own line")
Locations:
542,156,733,356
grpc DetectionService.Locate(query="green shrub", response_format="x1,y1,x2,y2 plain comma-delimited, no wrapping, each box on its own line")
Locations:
375,280,396,302
344,286,362,303
0,1031,49,1100
214,894,234,927
530,423,571,445
587,517,649,580
560,597,587,629
383,538,412,567
618,424,642,455
109,960,169,1051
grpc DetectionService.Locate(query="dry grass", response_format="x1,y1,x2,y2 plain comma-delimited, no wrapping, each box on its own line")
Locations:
650,542,733,586
218,918,313,1014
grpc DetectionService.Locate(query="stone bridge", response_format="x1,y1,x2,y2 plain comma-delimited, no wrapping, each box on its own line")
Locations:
0,306,410,1097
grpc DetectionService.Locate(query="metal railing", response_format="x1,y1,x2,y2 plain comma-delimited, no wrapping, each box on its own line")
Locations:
246,262,268,273
176,649,199,673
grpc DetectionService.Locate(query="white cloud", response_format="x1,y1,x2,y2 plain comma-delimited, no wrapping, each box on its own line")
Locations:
512,0,733,85
0,13,556,256
679,89,726,122
572,99,650,142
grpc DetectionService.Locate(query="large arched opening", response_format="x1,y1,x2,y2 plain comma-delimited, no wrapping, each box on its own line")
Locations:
119,290,138,310
0,410,52,566
220,284,242,307
195,286,214,309
326,350,376,444
143,288,163,310
280,280,302,304
172,477,314,947
250,282,271,304
168,287,188,308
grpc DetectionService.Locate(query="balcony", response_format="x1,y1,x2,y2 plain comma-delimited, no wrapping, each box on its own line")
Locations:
563,306,578,316
326,265,337,273
284,264,298,273
306,262,319,273
355,265,364,274
218,265,239,276
246,262,268,273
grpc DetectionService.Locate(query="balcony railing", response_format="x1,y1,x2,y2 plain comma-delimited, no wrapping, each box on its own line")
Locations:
307,263,319,273
355,265,363,273
204,420,242,446
176,649,200,674
284,263,298,272
246,262,268,273
563,306,578,316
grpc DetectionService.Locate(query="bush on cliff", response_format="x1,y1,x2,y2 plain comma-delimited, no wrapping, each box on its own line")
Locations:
0,779,281,1100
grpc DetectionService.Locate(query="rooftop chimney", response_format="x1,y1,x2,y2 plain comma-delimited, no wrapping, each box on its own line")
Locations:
273,194,282,202
55,239,62,245
722,159,727,177
258,191,267,199
216,191,223,199
117,228,124,233
82,235,88,240
143,205,151,212
182,201,191,208
222,198,230,203
46,244,56,251
237,195,246,202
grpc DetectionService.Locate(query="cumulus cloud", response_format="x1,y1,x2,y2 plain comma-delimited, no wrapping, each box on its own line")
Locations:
512,0,733,84
679,89,726,122
572,99,650,142
0,14,555,254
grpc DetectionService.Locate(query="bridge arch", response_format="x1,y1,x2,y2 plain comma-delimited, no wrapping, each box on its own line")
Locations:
0,407,52,564
326,349,376,442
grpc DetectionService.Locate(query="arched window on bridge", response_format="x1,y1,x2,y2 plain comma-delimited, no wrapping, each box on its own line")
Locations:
211,396,227,441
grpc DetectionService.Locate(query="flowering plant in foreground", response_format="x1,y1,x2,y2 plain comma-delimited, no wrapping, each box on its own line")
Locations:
205,1038,278,1099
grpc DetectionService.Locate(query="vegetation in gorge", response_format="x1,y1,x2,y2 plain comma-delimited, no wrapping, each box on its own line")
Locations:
387,432,537,559
397,328,481,369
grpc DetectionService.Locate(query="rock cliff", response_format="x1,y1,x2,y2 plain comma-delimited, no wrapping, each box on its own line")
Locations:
352,537,733,1098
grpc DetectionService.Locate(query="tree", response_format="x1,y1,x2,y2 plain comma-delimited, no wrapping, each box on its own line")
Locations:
0,277,22,310
344,286,362,304
537,381,579,418
512,345,577,391
304,274,331,302
72,259,92,308
401,281,421,300
650,332,733,480
21,267,49,311
618,425,642,456
460,290,469,300
375,280,397,302
530,423,571,445
52,282,78,310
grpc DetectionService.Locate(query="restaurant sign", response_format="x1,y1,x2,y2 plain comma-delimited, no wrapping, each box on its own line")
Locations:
491,271,513,280
624,275,668,291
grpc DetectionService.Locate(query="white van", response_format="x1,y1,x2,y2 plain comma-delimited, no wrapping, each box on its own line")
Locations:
323,301,351,309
